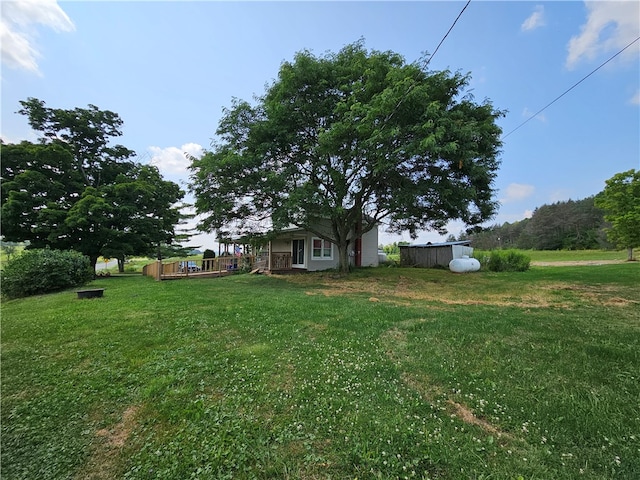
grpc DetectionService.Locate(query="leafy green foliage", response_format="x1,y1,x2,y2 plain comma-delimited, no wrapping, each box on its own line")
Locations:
1,100,186,270
381,241,410,256
0,248,93,299
595,169,640,260
486,249,531,272
468,197,609,250
16,98,134,188
191,41,504,272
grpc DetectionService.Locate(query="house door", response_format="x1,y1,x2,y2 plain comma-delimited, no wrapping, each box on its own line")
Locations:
355,237,362,267
292,239,305,268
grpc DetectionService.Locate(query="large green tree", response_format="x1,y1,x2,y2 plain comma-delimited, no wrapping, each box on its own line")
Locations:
190,42,504,272
1,99,185,270
595,169,640,261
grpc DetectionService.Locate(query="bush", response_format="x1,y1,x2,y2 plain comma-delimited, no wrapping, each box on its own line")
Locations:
202,248,216,270
486,249,531,272
1,248,93,299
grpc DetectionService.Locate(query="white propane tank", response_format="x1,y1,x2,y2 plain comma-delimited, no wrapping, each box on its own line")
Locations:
449,255,481,273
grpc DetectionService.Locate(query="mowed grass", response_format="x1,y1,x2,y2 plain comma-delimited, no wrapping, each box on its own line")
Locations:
474,249,630,263
2,263,639,479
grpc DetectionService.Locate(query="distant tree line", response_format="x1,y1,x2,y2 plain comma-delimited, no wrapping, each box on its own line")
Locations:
462,197,613,250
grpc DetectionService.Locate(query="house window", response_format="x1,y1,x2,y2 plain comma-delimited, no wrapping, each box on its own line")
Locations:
312,238,333,260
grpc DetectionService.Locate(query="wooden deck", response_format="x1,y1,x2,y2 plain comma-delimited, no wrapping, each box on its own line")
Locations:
142,258,244,280
159,270,232,280
142,253,298,280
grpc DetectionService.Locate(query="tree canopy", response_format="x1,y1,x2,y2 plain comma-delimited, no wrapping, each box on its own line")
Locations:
1,99,186,270
465,197,610,251
190,42,504,272
594,169,640,261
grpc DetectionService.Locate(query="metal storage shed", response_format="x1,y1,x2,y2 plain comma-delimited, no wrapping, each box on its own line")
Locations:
399,241,474,268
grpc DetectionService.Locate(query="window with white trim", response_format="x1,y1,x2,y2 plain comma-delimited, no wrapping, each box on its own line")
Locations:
311,237,333,260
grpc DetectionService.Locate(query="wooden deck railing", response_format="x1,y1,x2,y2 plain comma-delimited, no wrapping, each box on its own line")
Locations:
143,253,294,280
270,252,292,270
142,261,160,278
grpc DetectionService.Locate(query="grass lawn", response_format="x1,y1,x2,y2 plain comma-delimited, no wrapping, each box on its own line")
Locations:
475,249,630,263
2,263,639,479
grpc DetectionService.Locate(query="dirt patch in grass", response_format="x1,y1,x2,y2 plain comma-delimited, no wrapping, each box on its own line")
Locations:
95,406,138,448
543,283,639,307
531,260,627,266
76,405,140,480
446,399,510,438
382,326,513,442
603,296,638,307
308,279,567,308
294,272,637,309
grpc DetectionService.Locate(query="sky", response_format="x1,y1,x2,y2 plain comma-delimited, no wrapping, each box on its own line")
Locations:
1,0,639,250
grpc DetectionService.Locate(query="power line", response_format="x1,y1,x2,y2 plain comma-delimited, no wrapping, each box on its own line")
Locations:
503,35,640,140
426,0,472,67
383,1,472,126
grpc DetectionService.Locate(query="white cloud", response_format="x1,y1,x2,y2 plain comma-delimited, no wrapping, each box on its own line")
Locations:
148,143,204,175
522,107,547,123
521,5,546,32
630,89,640,105
566,1,640,70
0,0,74,74
501,183,535,204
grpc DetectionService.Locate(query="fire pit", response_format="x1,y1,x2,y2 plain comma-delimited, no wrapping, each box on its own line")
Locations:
76,288,105,299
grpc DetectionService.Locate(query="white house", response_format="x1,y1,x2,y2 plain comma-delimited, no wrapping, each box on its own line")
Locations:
253,223,379,272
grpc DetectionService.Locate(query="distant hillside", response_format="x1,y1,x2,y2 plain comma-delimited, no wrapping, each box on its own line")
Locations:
465,197,613,250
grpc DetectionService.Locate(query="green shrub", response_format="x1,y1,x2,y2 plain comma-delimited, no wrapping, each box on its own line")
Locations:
1,248,93,299
486,249,531,272
201,248,216,270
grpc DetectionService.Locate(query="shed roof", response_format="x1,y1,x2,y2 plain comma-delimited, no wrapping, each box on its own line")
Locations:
400,240,472,248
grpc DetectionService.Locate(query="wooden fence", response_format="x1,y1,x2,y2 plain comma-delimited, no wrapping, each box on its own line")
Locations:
141,261,160,279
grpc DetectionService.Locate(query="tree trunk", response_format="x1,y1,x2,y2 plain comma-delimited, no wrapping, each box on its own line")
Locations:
336,241,351,274
627,247,634,261
89,254,99,274
117,256,125,273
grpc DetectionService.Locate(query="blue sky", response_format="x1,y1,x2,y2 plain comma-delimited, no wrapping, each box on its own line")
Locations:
2,0,639,249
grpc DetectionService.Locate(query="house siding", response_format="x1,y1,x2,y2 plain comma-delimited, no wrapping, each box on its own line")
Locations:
306,233,339,271
267,221,379,271
359,227,379,267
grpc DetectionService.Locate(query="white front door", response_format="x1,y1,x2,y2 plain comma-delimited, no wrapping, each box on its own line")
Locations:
292,239,305,268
